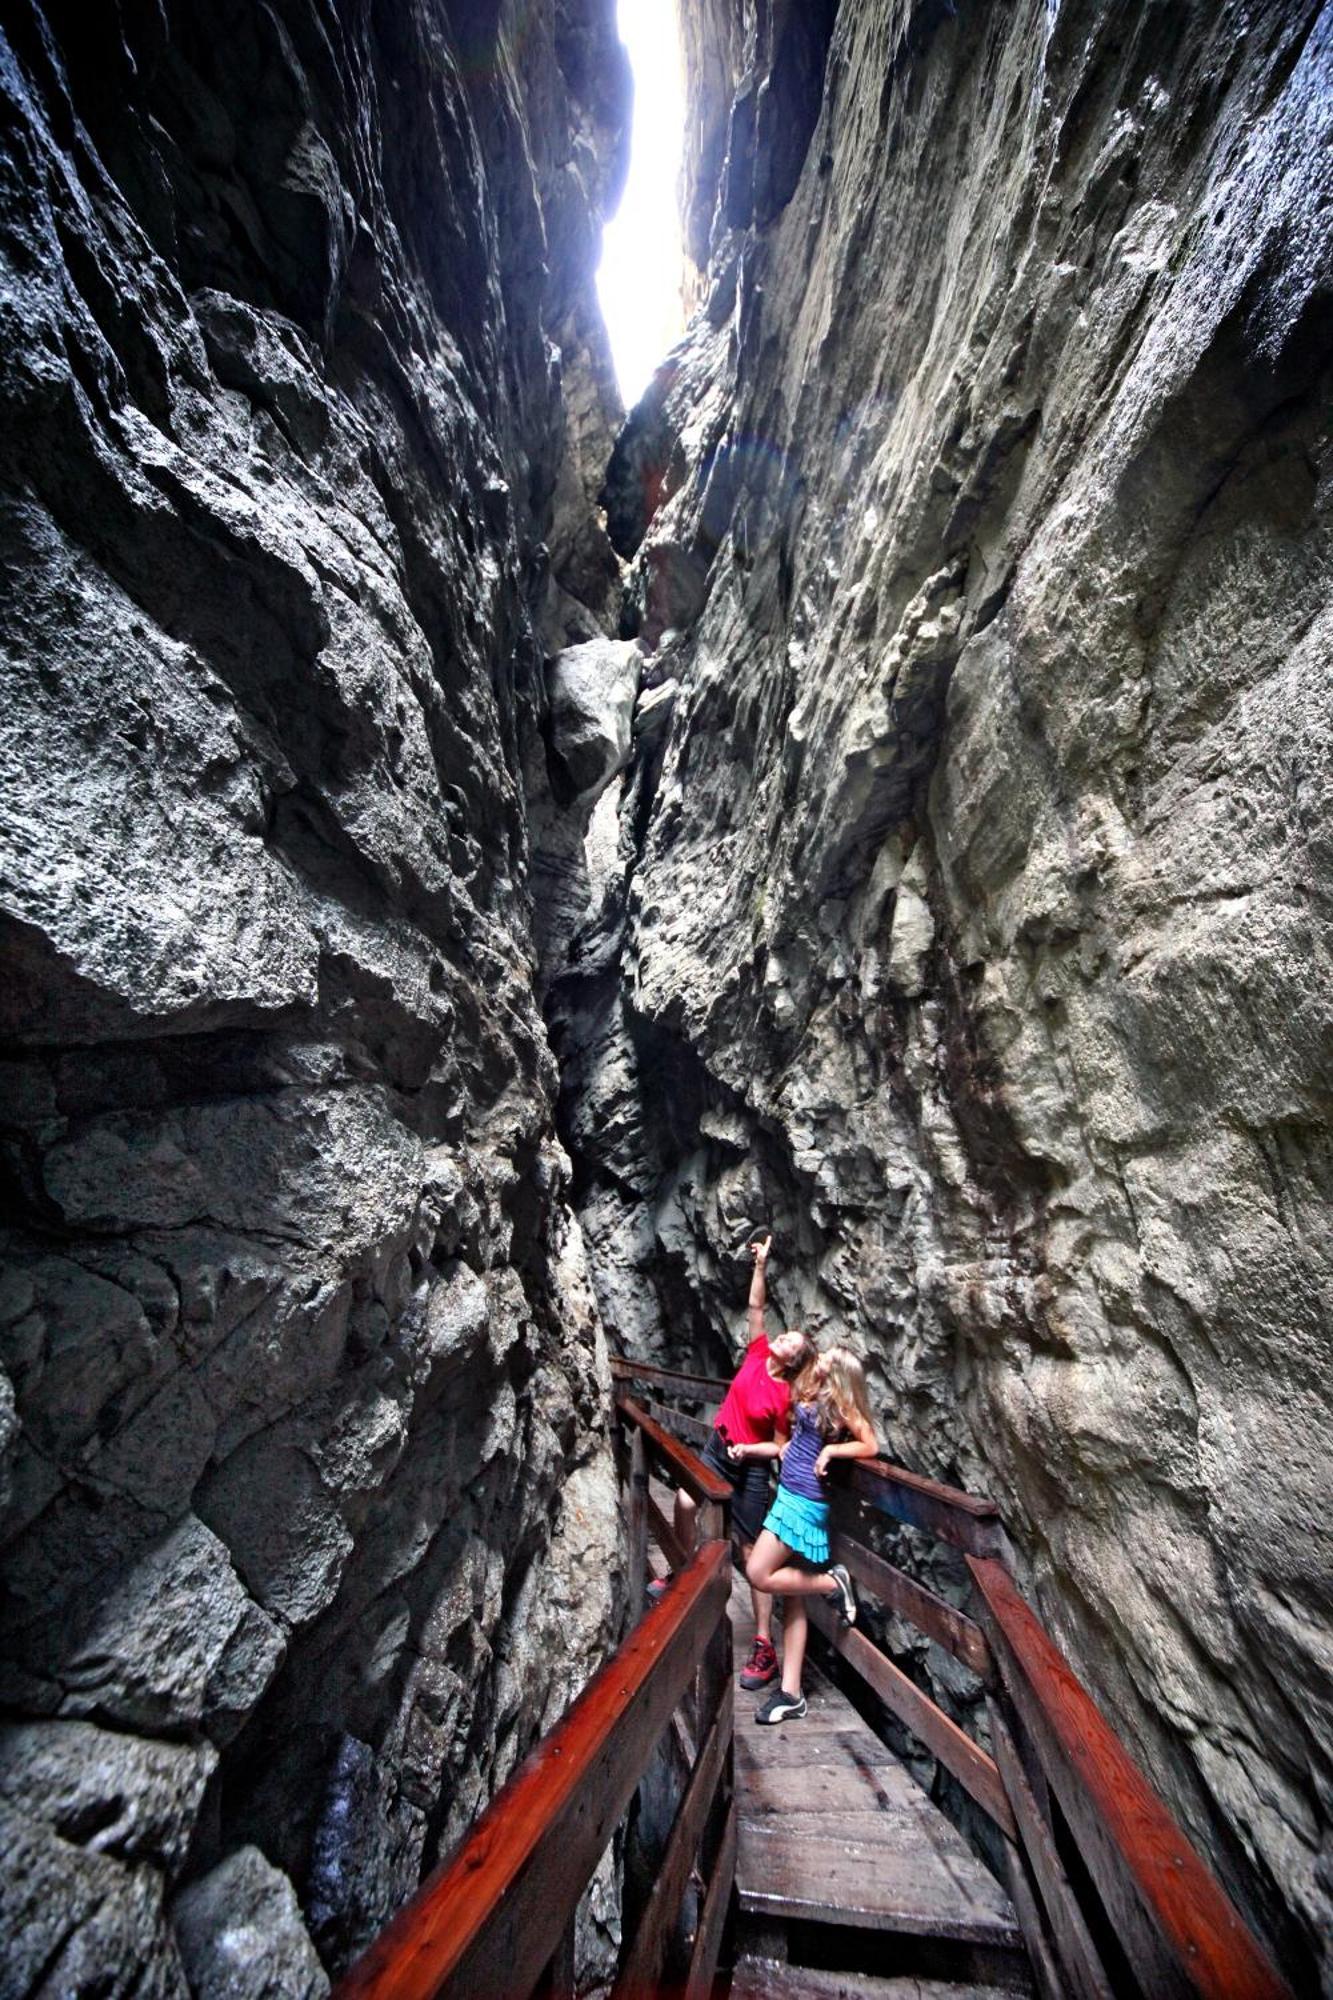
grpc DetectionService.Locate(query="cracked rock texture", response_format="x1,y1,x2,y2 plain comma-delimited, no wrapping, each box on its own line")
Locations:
0,0,630,1986
567,0,1333,1986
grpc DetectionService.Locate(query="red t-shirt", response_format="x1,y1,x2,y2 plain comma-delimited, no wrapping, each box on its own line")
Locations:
714,1336,792,1446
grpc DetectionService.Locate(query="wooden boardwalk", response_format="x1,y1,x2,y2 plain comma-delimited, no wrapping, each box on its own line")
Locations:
727,1569,1030,1996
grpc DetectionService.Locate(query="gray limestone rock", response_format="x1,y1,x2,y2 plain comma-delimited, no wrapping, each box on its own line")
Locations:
0,1800,189,1998
31,1516,287,1746
174,1847,329,2000
0,1721,217,1875
547,638,642,804
0,0,624,1987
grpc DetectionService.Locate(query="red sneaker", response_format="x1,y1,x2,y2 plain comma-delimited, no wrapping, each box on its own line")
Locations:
739,1636,778,1689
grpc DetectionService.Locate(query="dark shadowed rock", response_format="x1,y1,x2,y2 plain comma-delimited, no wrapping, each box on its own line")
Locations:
0,0,625,1986
174,1846,330,2000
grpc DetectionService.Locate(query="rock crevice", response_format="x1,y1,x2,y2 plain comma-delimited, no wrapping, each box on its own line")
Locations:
558,1,1333,1985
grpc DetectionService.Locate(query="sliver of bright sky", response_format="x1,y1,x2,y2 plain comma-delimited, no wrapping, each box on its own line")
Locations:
597,0,686,410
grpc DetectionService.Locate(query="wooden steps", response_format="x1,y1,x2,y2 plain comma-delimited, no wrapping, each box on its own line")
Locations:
726,1568,1029,1994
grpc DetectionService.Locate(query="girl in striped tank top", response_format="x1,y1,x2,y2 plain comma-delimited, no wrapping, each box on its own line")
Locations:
740,1346,878,1723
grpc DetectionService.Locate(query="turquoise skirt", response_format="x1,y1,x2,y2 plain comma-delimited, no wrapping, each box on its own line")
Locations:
763,1485,830,1565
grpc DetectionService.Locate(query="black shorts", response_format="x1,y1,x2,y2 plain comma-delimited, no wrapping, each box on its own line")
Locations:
701,1430,773,1545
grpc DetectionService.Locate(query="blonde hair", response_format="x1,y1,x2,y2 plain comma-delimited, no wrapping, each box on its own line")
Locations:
793,1344,874,1440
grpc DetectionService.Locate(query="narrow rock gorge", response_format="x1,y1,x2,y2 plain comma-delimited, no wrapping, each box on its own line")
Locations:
1,0,1331,1994
561,0,1333,1988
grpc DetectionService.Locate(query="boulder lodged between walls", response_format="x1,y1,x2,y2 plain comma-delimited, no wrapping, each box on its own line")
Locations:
0,0,632,1987
560,0,1333,1986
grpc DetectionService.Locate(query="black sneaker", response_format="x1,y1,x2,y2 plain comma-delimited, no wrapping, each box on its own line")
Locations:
827,1563,857,1627
755,1686,807,1724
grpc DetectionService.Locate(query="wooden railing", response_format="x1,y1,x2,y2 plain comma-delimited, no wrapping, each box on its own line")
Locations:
335,1401,735,2000
621,1354,1293,2000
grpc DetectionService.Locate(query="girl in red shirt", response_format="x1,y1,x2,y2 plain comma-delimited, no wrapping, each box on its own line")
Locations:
665,1236,814,1689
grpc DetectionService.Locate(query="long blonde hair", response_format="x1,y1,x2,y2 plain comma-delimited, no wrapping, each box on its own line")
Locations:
793,1345,874,1440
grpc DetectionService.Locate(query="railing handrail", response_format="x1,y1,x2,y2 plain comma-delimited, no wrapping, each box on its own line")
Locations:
967,1557,1294,2000
610,1354,730,1396
612,1351,1005,1549
615,1389,733,1503
334,1540,732,2000
639,1387,1293,1999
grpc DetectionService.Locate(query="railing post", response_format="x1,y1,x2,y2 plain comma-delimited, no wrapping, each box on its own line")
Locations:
628,1425,649,1605
535,1913,577,2000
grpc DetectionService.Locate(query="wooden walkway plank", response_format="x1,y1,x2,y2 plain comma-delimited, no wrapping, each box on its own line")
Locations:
806,1598,1016,1839
729,1573,1021,1955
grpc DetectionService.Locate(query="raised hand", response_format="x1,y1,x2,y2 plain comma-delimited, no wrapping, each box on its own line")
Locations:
749,1233,772,1265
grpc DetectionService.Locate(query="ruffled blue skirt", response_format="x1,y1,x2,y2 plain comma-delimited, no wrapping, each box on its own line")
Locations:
763,1485,830,1565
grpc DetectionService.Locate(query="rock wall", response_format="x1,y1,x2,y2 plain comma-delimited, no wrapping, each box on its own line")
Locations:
567,0,1333,1985
0,0,631,1986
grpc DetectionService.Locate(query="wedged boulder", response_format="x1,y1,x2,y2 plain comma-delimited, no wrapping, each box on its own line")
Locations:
546,637,642,803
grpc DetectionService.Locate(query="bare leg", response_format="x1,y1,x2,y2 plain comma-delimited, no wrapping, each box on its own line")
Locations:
739,1541,773,1642
747,1528,839,1602
779,1595,809,1696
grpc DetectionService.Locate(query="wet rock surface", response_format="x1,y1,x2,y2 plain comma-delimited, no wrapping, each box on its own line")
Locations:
0,0,627,1986
562,0,1333,1985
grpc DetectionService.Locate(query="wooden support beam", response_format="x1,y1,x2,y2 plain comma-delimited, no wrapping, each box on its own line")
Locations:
335,1542,731,2000
807,1596,1016,1838
967,1557,1293,2000
612,1676,734,2000
843,1457,1006,1557
683,1799,738,2000
1002,1835,1071,2000
829,1523,992,1677
616,1391,732,1506
627,1426,648,1608
646,1490,688,1572
989,1701,1113,2000
612,1355,730,1397
643,1396,715,1450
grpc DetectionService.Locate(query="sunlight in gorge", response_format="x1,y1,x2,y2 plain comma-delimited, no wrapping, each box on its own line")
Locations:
597,0,686,409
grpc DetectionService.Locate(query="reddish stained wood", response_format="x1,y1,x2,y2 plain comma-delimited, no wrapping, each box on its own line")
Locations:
829,1523,992,1677
334,1542,731,2000
612,1677,734,1999
645,1490,689,1572
643,1395,715,1449
843,1457,1006,1556
611,1355,730,1397
988,1700,1113,2000
683,1798,738,2000
967,1556,1294,2000
616,1392,732,1504
807,1596,1016,1838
